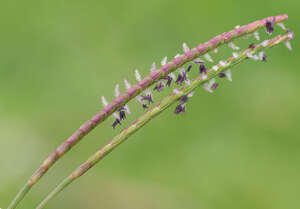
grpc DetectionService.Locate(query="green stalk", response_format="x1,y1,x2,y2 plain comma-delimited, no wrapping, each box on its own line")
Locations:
35,34,292,209
7,14,288,209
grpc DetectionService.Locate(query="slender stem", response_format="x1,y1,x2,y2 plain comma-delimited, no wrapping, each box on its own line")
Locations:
35,34,291,209
7,185,32,209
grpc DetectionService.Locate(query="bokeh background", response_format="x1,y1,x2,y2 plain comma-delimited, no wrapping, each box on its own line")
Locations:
1,0,299,208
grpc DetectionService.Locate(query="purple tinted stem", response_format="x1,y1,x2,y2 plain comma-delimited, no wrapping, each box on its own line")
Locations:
7,14,288,209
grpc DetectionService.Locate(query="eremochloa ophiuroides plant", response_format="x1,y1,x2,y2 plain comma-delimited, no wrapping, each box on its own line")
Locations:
7,14,294,209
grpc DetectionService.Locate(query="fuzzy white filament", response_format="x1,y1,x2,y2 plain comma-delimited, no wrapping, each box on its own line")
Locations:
169,72,176,80
114,84,120,98
101,96,108,107
212,65,219,71
124,79,131,89
285,41,292,51
183,42,190,53
225,69,232,82
135,69,142,81
261,40,269,47
174,53,181,58
254,31,260,41
161,56,168,66
219,60,227,67
228,42,240,50
150,62,156,72
204,53,213,62
277,22,286,30
232,52,239,58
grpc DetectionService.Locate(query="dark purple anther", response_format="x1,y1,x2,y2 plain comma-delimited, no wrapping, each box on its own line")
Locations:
186,65,193,72
154,81,165,92
211,83,219,90
112,118,121,129
117,106,126,120
119,110,126,120
218,73,226,78
142,95,153,103
174,104,186,114
248,43,256,49
175,73,186,86
164,76,172,87
142,104,148,109
179,95,189,104
262,53,267,62
266,21,274,34
199,64,207,74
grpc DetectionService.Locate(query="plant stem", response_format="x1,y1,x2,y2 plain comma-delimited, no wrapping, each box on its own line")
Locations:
35,34,291,209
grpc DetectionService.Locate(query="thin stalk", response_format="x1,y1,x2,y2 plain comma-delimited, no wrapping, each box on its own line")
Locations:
35,34,292,209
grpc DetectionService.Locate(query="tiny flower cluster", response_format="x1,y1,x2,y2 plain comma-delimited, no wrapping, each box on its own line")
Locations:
101,19,293,128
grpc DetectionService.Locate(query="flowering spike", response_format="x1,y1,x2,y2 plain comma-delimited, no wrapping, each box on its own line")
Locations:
114,84,120,98
183,42,190,53
135,69,142,81
161,56,168,66
254,31,260,41
204,53,213,62
225,69,232,82
101,96,108,107
228,42,240,50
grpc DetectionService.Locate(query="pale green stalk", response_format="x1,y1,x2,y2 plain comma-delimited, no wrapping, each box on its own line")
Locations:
7,14,288,209
35,34,292,209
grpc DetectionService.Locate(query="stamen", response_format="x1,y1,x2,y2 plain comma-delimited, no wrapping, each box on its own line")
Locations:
135,69,142,81
101,96,108,107
254,31,260,41
204,53,214,62
225,69,232,82
232,52,239,58
124,79,132,89
228,42,240,50
285,41,292,51
150,62,156,72
277,22,286,30
193,58,205,64
183,43,190,53
114,84,120,97
161,56,168,66
266,20,274,34
212,65,219,71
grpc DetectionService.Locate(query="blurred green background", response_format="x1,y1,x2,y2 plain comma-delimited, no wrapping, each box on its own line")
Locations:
1,0,299,208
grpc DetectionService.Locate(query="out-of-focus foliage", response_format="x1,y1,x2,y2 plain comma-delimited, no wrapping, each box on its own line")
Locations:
1,0,299,208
